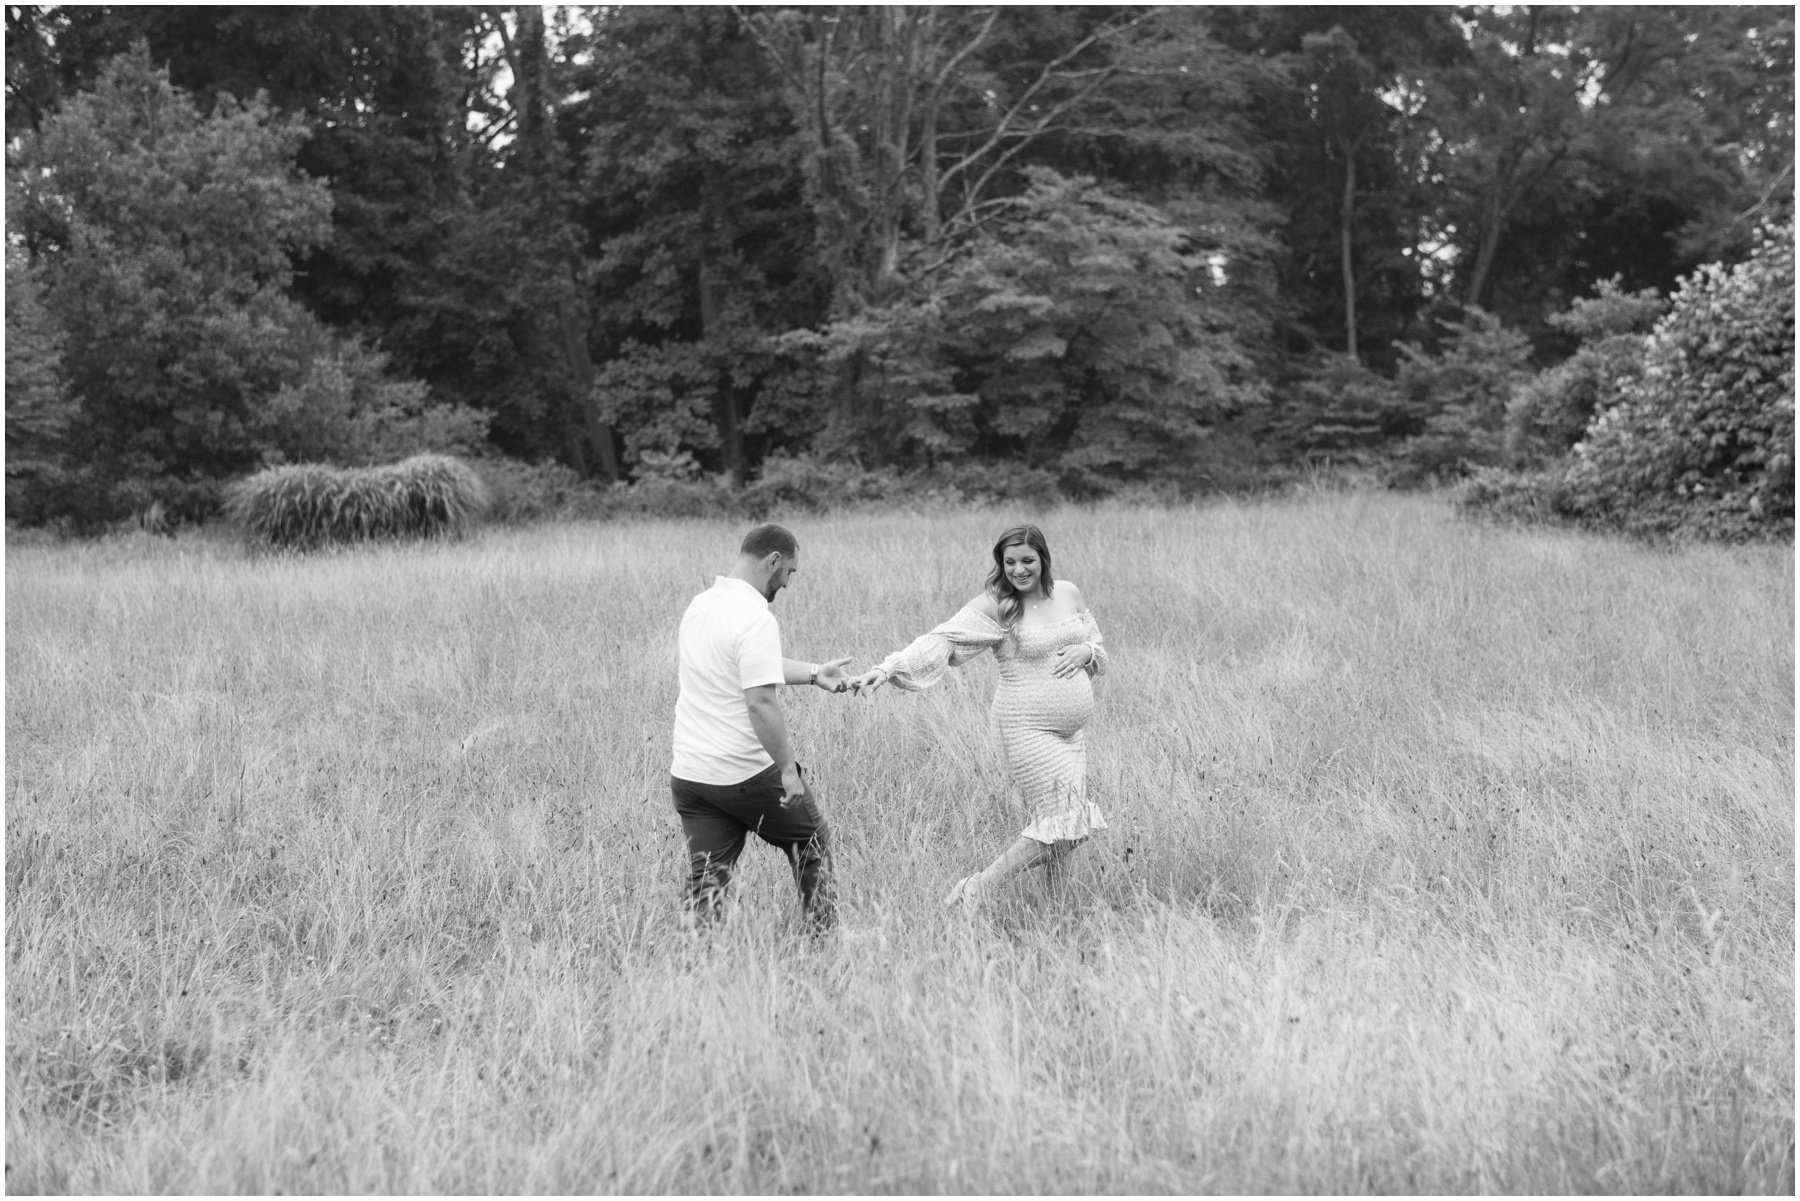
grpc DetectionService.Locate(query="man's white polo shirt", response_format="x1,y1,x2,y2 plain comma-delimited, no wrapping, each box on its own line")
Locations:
671,576,787,784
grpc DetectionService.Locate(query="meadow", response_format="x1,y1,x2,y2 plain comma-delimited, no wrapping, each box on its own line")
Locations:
5,491,1793,1194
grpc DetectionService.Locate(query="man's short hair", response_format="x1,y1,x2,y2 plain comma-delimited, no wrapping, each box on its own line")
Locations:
740,523,798,560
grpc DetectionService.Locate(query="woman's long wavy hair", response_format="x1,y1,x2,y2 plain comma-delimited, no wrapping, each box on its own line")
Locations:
985,524,1054,627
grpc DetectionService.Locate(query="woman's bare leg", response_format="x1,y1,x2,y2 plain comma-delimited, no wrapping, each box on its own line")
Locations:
974,837,1051,890
946,836,1086,907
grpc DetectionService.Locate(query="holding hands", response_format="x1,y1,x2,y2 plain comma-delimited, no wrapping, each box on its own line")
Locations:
799,658,880,696
813,656,855,693
847,667,889,695
846,641,1095,693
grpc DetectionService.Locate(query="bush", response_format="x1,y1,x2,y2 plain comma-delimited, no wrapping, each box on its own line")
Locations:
877,459,1056,507
447,448,1286,529
476,458,607,525
740,455,909,515
1451,466,1577,527
259,338,491,468
1506,280,1667,467
453,452,1092,525
1388,309,1535,487
1265,352,1407,466
224,454,491,550
607,474,741,519
1564,223,1794,540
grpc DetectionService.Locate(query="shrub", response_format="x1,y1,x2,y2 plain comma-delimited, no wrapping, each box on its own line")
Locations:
1564,223,1794,540
607,474,741,519
1450,465,1577,527
1389,309,1535,486
1506,280,1667,467
224,454,491,550
258,339,491,468
476,458,606,525
1265,351,1407,466
741,455,910,515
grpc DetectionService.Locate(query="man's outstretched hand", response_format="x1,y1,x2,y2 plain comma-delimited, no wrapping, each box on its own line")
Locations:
814,656,854,694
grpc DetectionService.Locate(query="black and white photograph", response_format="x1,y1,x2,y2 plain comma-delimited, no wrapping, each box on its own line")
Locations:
5,5,1793,1194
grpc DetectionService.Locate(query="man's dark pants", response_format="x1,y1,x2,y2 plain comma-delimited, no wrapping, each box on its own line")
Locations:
670,763,836,929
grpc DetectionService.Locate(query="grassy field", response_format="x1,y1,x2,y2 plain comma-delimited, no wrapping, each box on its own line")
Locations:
6,492,1793,1194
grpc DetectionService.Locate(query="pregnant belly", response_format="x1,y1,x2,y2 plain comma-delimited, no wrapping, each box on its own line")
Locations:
995,673,1094,736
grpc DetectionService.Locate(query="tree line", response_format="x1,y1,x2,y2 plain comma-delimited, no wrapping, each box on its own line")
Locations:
5,5,1793,533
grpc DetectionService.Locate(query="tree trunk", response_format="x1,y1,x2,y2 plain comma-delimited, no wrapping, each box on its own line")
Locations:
559,419,590,476
1467,139,1568,312
697,235,746,485
1340,145,1358,361
821,350,868,457
509,5,620,482
920,81,941,245
1465,188,1506,312
556,289,620,482
866,7,912,307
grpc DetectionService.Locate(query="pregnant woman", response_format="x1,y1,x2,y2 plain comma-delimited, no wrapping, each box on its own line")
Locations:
850,524,1109,909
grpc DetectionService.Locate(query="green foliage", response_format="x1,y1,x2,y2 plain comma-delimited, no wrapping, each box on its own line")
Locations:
738,454,910,515
593,342,733,477
224,454,491,550
462,451,1089,525
910,460,1068,507
1506,279,1666,466
1564,223,1795,540
8,45,453,529
7,9,1793,512
799,169,1270,486
11,45,329,505
1249,13,1457,368
564,454,912,523
475,458,592,526
4,242,77,525
1450,465,1577,528
1390,309,1535,485
258,327,490,468
1265,351,1407,464
570,6,818,482
1416,7,1793,327
743,7,1281,472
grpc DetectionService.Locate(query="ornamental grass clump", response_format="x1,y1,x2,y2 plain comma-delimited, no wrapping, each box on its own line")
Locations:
225,453,491,549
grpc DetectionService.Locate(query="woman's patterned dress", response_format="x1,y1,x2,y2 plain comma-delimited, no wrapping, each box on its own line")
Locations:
878,604,1109,843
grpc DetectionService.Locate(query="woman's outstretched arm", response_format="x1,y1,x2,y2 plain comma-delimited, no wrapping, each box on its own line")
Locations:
850,594,1003,694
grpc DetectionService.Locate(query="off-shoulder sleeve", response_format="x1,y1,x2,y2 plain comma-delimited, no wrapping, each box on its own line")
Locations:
1082,611,1109,678
877,604,1006,691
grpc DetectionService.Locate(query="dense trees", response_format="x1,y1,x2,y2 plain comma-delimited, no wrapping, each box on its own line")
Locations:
9,45,484,524
5,4,1792,536
572,6,821,481
1421,7,1790,329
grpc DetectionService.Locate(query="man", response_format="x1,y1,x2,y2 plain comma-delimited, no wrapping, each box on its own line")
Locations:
670,523,852,930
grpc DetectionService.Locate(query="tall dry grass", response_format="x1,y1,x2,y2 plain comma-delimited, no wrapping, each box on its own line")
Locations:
6,492,1792,1193
223,453,490,549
